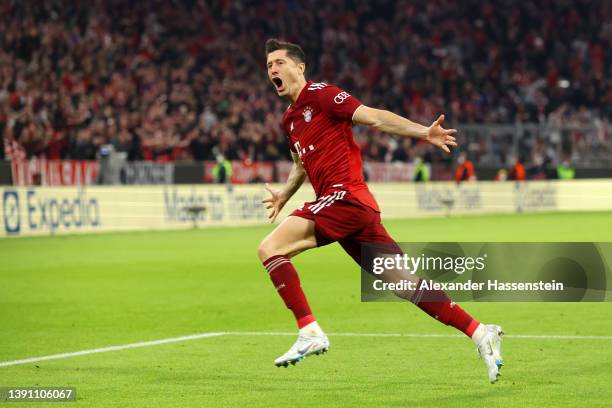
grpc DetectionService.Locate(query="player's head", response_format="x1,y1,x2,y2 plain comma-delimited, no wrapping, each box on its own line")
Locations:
265,39,306,98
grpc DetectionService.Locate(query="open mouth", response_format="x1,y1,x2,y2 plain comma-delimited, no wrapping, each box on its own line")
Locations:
272,77,284,91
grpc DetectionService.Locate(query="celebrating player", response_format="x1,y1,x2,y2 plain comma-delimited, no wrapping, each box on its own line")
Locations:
258,39,504,383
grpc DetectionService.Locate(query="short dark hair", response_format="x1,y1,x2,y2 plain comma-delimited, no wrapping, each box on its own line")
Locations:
265,39,306,65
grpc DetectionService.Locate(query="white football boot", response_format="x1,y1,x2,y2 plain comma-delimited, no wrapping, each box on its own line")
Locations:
274,322,330,367
475,324,504,383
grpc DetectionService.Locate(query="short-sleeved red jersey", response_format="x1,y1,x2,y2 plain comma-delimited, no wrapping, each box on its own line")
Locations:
282,81,380,212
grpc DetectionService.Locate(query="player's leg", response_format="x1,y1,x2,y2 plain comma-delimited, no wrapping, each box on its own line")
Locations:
257,215,329,366
258,215,318,329
341,215,504,383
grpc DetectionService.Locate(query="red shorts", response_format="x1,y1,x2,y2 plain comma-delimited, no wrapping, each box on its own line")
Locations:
290,189,401,266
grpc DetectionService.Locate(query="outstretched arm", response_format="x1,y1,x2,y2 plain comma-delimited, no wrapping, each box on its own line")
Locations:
352,106,458,153
262,151,306,222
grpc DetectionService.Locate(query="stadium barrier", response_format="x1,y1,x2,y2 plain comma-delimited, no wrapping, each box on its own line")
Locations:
6,159,415,185
1,180,611,238
10,159,100,186
8,159,174,186
4,159,612,186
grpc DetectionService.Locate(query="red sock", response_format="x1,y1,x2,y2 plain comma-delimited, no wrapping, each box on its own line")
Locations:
263,255,315,329
411,279,480,337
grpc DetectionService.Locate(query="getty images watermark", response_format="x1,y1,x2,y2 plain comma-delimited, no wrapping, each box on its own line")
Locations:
0,387,76,402
371,253,563,292
361,243,612,302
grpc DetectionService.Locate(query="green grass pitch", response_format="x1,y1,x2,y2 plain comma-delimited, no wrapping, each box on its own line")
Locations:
1,211,612,407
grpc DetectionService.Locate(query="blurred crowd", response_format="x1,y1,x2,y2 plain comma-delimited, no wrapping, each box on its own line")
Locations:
1,0,610,169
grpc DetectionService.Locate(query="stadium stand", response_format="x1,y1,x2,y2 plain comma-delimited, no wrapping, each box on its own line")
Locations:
0,0,610,179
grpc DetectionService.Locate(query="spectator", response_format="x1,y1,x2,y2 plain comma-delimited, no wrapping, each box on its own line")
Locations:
508,157,526,181
454,152,477,183
0,0,608,171
413,157,430,182
495,169,508,181
557,160,576,180
212,154,232,184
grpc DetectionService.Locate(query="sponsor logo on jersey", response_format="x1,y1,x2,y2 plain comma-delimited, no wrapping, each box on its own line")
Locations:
294,141,315,159
334,91,351,104
303,106,313,122
307,82,327,90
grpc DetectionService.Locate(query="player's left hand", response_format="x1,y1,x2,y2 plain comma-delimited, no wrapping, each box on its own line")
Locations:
426,114,458,153
262,183,287,223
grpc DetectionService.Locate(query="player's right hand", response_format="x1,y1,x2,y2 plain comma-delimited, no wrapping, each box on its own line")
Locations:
262,183,287,223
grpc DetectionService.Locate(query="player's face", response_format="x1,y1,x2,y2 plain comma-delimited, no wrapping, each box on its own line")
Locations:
266,50,304,98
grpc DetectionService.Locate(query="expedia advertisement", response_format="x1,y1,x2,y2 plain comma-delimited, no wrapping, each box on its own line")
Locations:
2,188,101,237
0,186,270,237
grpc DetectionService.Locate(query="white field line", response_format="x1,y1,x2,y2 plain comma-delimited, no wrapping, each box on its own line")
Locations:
2,331,612,368
0,332,225,368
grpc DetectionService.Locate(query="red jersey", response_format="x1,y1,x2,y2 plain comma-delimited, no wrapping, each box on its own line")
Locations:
282,81,380,212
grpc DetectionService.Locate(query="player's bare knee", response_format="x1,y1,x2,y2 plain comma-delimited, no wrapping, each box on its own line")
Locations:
257,238,281,261
257,241,270,261
392,288,415,301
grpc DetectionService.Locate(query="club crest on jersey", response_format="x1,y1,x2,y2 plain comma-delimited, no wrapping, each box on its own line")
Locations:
303,106,313,123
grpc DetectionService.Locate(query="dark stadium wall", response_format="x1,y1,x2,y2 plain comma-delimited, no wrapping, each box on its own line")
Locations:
174,163,205,184
0,161,12,185
475,167,612,181
575,168,612,179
